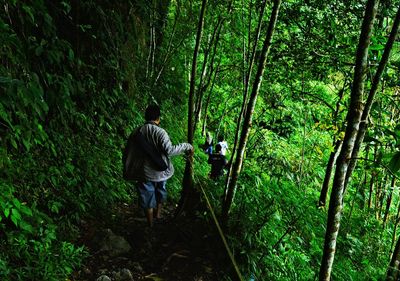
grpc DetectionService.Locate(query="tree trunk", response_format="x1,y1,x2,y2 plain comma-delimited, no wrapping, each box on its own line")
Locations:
368,143,378,210
195,1,233,128
391,203,400,254
215,101,229,140
194,22,219,123
188,0,207,141
176,0,207,217
387,234,400,281
155,0,172,47
318,1,379,280
146,0,156,79
360,145,370,209
383,177,396,225
344,4,400,190
194,22,222,126
318,140,342,207
153,2,181,86
226,0,268,189
201,62,220,135
318,81,347,207
368,171,376,210
221,0,281,224
377,173,388,219
348,180,364,220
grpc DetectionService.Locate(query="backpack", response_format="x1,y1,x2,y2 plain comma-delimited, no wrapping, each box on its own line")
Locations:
122,130,145,181
122,127,168,181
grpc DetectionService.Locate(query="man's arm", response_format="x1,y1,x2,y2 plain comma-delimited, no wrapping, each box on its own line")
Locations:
159,128,193,156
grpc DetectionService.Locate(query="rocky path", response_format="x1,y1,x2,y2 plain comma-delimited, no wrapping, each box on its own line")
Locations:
72,202,227,281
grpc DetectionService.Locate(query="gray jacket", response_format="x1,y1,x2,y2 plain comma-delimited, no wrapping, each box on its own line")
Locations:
139,122,193,182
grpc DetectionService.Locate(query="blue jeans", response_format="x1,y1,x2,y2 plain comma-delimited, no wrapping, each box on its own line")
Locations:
137,181,167,209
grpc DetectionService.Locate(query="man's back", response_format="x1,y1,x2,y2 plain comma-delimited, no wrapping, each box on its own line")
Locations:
140,122,192,182
218,140,228,156
208,153,227,179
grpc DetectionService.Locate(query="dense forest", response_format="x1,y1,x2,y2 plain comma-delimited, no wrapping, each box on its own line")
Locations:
1,0,400,280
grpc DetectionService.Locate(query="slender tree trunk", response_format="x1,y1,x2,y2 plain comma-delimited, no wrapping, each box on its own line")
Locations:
318,82,347,207
368,143,378,209
155,0,172,46
378,173,388,219
194,19,222,125
387,234,400,281
201,62,220,135
153,3,180,86
216,101,229,140
391,203,400,254
226,0,268,189
195,1,233,129
318,140,342,207
348,180,364,220
344,4,400,190
187,0,207,140
383,177,396,225
368,172,376,210
375,173,382,213
360,145,370,209
221,0,281,223
333,81,348,125
318,1,379,280
146,2,155,79
176,0,207,216
150,0,157,78
195,31,215,122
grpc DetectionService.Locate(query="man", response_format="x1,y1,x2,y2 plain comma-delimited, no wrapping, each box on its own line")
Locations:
203,131,213,155
217,135,228,156
136,105,193,227
207,144,227,180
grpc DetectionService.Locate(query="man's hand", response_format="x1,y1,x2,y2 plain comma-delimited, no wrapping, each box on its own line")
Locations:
186,148,194,156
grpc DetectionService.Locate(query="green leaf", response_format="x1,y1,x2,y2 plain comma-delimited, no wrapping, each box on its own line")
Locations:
389,151,400,173
49,201,62,214
369,44,384,51
0,103,12,127
0,76,12,84
22,137,31,152
22,5,35,23
68,49,74,61
66,163,74,173
19,221,34,233
10,208,21,226
61,1,72,13
19,204,33,216
35,45,43,56
10,138,17,149
12,198,21,209
3,208,10,218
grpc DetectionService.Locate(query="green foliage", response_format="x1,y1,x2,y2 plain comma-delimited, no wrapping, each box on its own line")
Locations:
388,150,400,173
2,0,400,280
0,0,156,279
0,182,87,280
0,226,86,281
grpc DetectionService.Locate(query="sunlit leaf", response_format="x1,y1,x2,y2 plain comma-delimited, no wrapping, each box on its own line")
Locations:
369,44,384,51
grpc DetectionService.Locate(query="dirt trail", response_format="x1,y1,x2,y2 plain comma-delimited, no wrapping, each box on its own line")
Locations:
73,202,227,281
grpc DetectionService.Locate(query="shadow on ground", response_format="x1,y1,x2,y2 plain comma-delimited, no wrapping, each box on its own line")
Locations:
73,202,229,281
